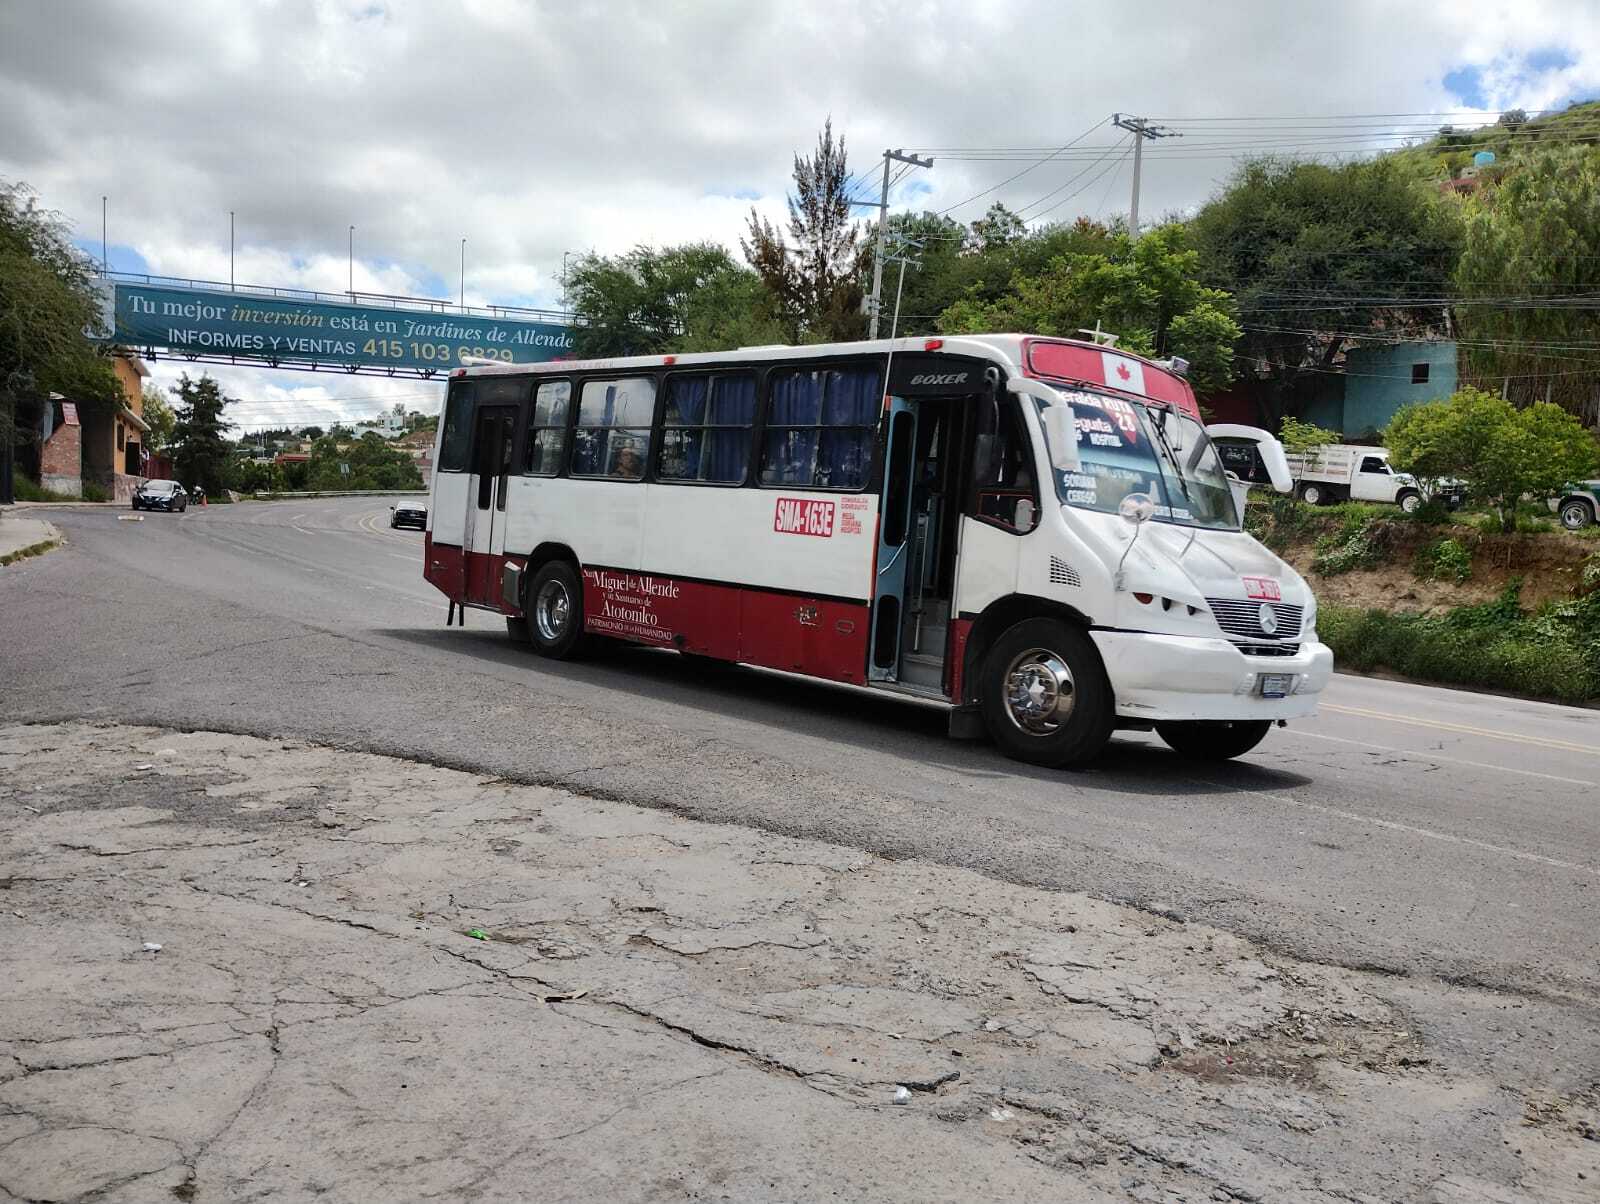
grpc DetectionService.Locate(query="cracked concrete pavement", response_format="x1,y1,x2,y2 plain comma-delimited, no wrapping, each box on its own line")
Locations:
2,724,1598,1201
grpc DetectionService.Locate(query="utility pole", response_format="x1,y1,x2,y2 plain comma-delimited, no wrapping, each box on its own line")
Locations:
101,196,108,275
1110,115,1178,240
868,148,933,339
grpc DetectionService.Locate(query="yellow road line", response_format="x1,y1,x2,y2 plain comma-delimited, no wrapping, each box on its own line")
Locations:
1321,703,1599,757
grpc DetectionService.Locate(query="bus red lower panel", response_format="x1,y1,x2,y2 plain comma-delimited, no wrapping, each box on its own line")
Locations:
425,536,464,599
947,616,974,701
737,591,869,685
581,566,870,686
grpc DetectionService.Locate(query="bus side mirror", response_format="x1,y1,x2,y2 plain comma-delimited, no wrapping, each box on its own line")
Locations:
1205,423,1293,493
974,433,1001,482
1006,377,1080,471
1226,472,1252,515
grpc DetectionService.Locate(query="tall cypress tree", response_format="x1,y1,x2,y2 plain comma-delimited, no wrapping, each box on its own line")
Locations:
169,374,236,495
742,120,867,343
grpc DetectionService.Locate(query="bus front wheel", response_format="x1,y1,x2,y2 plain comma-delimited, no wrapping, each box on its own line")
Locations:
979,619,1114,768
1155,719,1271,760
526,561,587,659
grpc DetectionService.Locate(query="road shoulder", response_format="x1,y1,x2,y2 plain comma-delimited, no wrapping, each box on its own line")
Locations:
0,513,61,565
1,721,1594,1202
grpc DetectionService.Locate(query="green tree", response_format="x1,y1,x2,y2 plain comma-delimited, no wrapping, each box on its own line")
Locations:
938,223,1243,393
967,202,1028,252
169,374,237,495
1386,387,1600,531
1276,416,1341,482
140,383,176,453
305,430,420,491
1189,157,1461,424
1,180,121,500
568,243,782,356
1454,147,1600,422
742,119,867,343
296,425,325,440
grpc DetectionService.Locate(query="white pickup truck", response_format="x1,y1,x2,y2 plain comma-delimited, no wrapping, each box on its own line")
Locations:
1285,444,1432,511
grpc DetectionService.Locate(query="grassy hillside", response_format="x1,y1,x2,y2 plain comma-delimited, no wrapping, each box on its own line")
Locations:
1248,499,1600,704
1388,100,1600,181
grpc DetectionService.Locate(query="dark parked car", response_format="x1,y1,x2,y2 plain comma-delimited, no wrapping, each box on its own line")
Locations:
390,499,427,529
131,480,188,512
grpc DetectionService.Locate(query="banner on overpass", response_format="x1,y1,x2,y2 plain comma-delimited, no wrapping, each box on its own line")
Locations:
104,282,575,372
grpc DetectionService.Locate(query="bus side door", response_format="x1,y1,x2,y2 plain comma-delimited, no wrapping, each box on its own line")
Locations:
870,397,916,680
464,403,519,606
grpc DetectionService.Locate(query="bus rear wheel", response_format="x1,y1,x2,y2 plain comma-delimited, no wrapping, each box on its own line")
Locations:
979,618,1114,768
1155,719,1271,761
526,561,586,659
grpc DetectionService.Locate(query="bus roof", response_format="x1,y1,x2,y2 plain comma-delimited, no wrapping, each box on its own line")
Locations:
453,333,1200,417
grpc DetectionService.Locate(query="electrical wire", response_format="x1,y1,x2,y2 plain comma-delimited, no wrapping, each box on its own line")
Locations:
930,116,1110,218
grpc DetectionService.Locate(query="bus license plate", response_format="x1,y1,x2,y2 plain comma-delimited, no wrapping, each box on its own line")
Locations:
1256,673,1293,699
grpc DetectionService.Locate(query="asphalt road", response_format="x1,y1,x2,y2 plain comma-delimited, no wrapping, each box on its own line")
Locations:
4,497,1598,1007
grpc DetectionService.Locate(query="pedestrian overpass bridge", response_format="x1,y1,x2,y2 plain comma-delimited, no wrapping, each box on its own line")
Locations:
95,272,575,379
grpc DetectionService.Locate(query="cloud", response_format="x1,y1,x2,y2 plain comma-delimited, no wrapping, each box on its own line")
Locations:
4,0,1600,419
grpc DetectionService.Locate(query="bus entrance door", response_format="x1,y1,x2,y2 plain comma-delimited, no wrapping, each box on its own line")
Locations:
869,398,917,682
870,391,963,691
463,404,518,606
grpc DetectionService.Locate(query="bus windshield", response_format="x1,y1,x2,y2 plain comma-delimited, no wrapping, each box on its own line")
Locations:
1045,388,1239,530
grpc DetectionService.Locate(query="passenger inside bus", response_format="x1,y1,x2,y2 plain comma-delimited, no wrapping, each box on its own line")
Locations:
609,441,644,479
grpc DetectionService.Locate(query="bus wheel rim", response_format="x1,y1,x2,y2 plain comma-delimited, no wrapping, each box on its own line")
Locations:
535,579,571,641
1003,648,1075,735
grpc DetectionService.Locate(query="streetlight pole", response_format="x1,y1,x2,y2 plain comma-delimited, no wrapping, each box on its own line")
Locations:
460,238,466,309
348,225,355,295
229,211,235,290
101,196,108,275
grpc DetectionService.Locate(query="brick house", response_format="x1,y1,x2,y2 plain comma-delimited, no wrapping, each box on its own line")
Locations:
30,353,151,499
39,396,82,495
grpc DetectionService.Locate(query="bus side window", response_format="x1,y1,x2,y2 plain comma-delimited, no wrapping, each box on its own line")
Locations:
660,373,757,484
972,396,1037,533
759,366,879,490
438,380,475,472
571,377,656,480
525,380,571,476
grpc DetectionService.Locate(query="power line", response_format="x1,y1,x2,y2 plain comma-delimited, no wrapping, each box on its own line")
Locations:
1026,142,1133,224
931,116,1108,218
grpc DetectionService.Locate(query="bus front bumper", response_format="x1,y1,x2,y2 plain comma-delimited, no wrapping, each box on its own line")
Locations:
1089,631,1334,722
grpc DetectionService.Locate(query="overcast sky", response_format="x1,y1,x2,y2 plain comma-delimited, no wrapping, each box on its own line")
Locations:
3,0,1598,429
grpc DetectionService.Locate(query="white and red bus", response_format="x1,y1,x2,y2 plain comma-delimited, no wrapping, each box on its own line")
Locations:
423,334,1331,766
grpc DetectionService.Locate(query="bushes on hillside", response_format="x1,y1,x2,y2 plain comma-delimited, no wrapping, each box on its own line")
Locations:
1321,581,1600,704
1414,537,1472,583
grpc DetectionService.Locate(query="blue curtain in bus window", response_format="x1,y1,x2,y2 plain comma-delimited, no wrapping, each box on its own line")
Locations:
762,371,823,485
665,377,708,425
817,368,879,489
661,377,707,481
706,375,756,482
